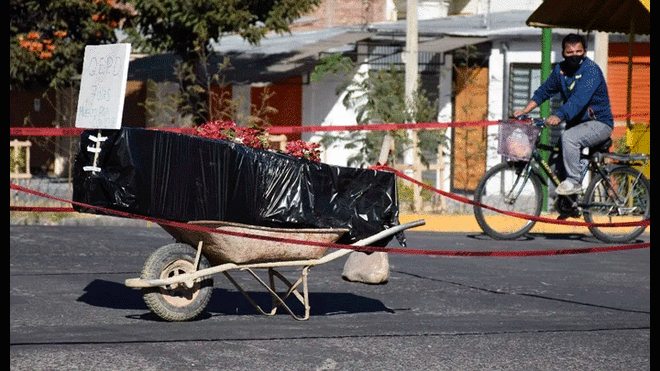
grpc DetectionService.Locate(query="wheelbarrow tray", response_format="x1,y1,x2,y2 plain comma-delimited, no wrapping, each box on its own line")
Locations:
160,221,349,265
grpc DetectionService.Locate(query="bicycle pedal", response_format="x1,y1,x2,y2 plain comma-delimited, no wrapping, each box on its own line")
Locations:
556,210,581,220
555,195,581,220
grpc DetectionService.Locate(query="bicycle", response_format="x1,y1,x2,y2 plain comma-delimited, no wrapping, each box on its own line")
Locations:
473,118,650,243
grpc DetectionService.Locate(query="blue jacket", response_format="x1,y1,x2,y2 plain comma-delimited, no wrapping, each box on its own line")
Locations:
531,57,613,128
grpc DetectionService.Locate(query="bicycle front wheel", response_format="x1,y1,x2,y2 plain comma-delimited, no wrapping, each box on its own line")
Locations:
584,166,650,243
473,162,543,239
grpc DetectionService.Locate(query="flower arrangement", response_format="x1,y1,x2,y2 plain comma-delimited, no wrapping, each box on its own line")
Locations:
196,120,269,149
196,120,322,162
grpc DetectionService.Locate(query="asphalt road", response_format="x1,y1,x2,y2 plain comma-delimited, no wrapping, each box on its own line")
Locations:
10,224,649,371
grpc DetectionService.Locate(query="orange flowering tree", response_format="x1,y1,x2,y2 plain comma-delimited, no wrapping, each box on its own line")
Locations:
10,0,135,89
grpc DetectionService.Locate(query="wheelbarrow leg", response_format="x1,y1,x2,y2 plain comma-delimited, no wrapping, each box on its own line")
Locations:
222,267,311,321
222,271,272,317
268,267,310,319
249,267,310,321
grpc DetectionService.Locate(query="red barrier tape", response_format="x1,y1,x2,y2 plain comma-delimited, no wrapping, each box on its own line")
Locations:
371,165,650,229
9,182,649,257
267,114,646,134
8,127,198,137
9,121,487,136
9,127,85,137
8,113,648,137
267,120,496,134
9,116,649,227
10,206,75,212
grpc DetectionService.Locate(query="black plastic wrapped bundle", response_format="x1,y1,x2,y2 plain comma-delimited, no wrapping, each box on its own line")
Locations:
72,128,402,246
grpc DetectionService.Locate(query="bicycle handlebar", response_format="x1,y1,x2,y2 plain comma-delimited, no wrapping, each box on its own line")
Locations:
513,115,546,127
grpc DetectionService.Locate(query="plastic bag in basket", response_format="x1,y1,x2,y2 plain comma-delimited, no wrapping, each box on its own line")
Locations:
497,121,541,161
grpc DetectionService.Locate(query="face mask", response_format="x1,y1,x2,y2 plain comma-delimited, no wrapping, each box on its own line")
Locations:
562,55,584,76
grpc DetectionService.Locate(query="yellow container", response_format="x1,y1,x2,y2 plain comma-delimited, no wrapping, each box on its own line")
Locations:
626,123,650,179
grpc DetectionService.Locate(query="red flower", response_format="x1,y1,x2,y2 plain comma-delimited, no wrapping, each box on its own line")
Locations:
196,120,321,161
284,140,321,162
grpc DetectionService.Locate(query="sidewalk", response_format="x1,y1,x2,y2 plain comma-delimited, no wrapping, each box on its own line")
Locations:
400,213,650,235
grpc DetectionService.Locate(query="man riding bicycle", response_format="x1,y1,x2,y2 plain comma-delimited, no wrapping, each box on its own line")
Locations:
513,33,613,196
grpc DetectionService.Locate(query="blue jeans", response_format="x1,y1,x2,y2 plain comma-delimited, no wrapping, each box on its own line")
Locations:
561,120,612,183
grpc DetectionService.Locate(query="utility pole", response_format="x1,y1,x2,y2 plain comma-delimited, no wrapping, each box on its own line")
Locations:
404,0,422,212
405,0,418,102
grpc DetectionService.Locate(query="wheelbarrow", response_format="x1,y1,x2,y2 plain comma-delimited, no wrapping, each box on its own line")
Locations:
125,219,425,321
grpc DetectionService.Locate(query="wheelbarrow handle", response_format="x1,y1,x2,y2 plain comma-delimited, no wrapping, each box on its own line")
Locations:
312,219,425,264
351,219,425,247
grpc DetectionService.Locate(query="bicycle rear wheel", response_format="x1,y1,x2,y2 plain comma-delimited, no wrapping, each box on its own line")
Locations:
473,162,543,239
583,166,650,243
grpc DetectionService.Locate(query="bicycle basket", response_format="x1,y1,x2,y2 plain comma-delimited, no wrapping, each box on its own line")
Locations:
497,121,542,161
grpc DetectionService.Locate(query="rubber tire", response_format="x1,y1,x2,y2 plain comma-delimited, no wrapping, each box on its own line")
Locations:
584,166,650,243
473,161,543,240
141,243,213,321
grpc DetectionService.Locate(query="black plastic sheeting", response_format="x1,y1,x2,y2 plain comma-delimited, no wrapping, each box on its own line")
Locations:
72,128,403,246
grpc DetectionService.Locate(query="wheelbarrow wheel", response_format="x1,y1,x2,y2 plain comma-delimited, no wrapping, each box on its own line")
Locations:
141,243,213,321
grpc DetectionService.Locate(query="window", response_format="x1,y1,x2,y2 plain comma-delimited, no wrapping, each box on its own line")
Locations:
508,63,563,144
508,63,563,118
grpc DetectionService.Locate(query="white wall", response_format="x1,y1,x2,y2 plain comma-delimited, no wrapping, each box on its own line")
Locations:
437,53,453,192
487,44,504,169
305,63,370,166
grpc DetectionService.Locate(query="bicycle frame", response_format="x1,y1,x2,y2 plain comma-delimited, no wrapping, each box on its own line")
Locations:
529,144,562,186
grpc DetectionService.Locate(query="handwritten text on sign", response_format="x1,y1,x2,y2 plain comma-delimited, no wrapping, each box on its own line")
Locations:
75,44,131,129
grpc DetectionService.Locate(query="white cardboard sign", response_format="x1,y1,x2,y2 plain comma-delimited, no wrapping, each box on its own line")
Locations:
75,43,131,129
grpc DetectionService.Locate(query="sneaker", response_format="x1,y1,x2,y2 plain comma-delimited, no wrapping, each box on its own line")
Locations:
556,180,582,195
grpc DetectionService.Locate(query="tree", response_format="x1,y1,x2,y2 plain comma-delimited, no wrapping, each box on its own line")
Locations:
127,0,322,125
10,0,135,89
313,54,446,167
